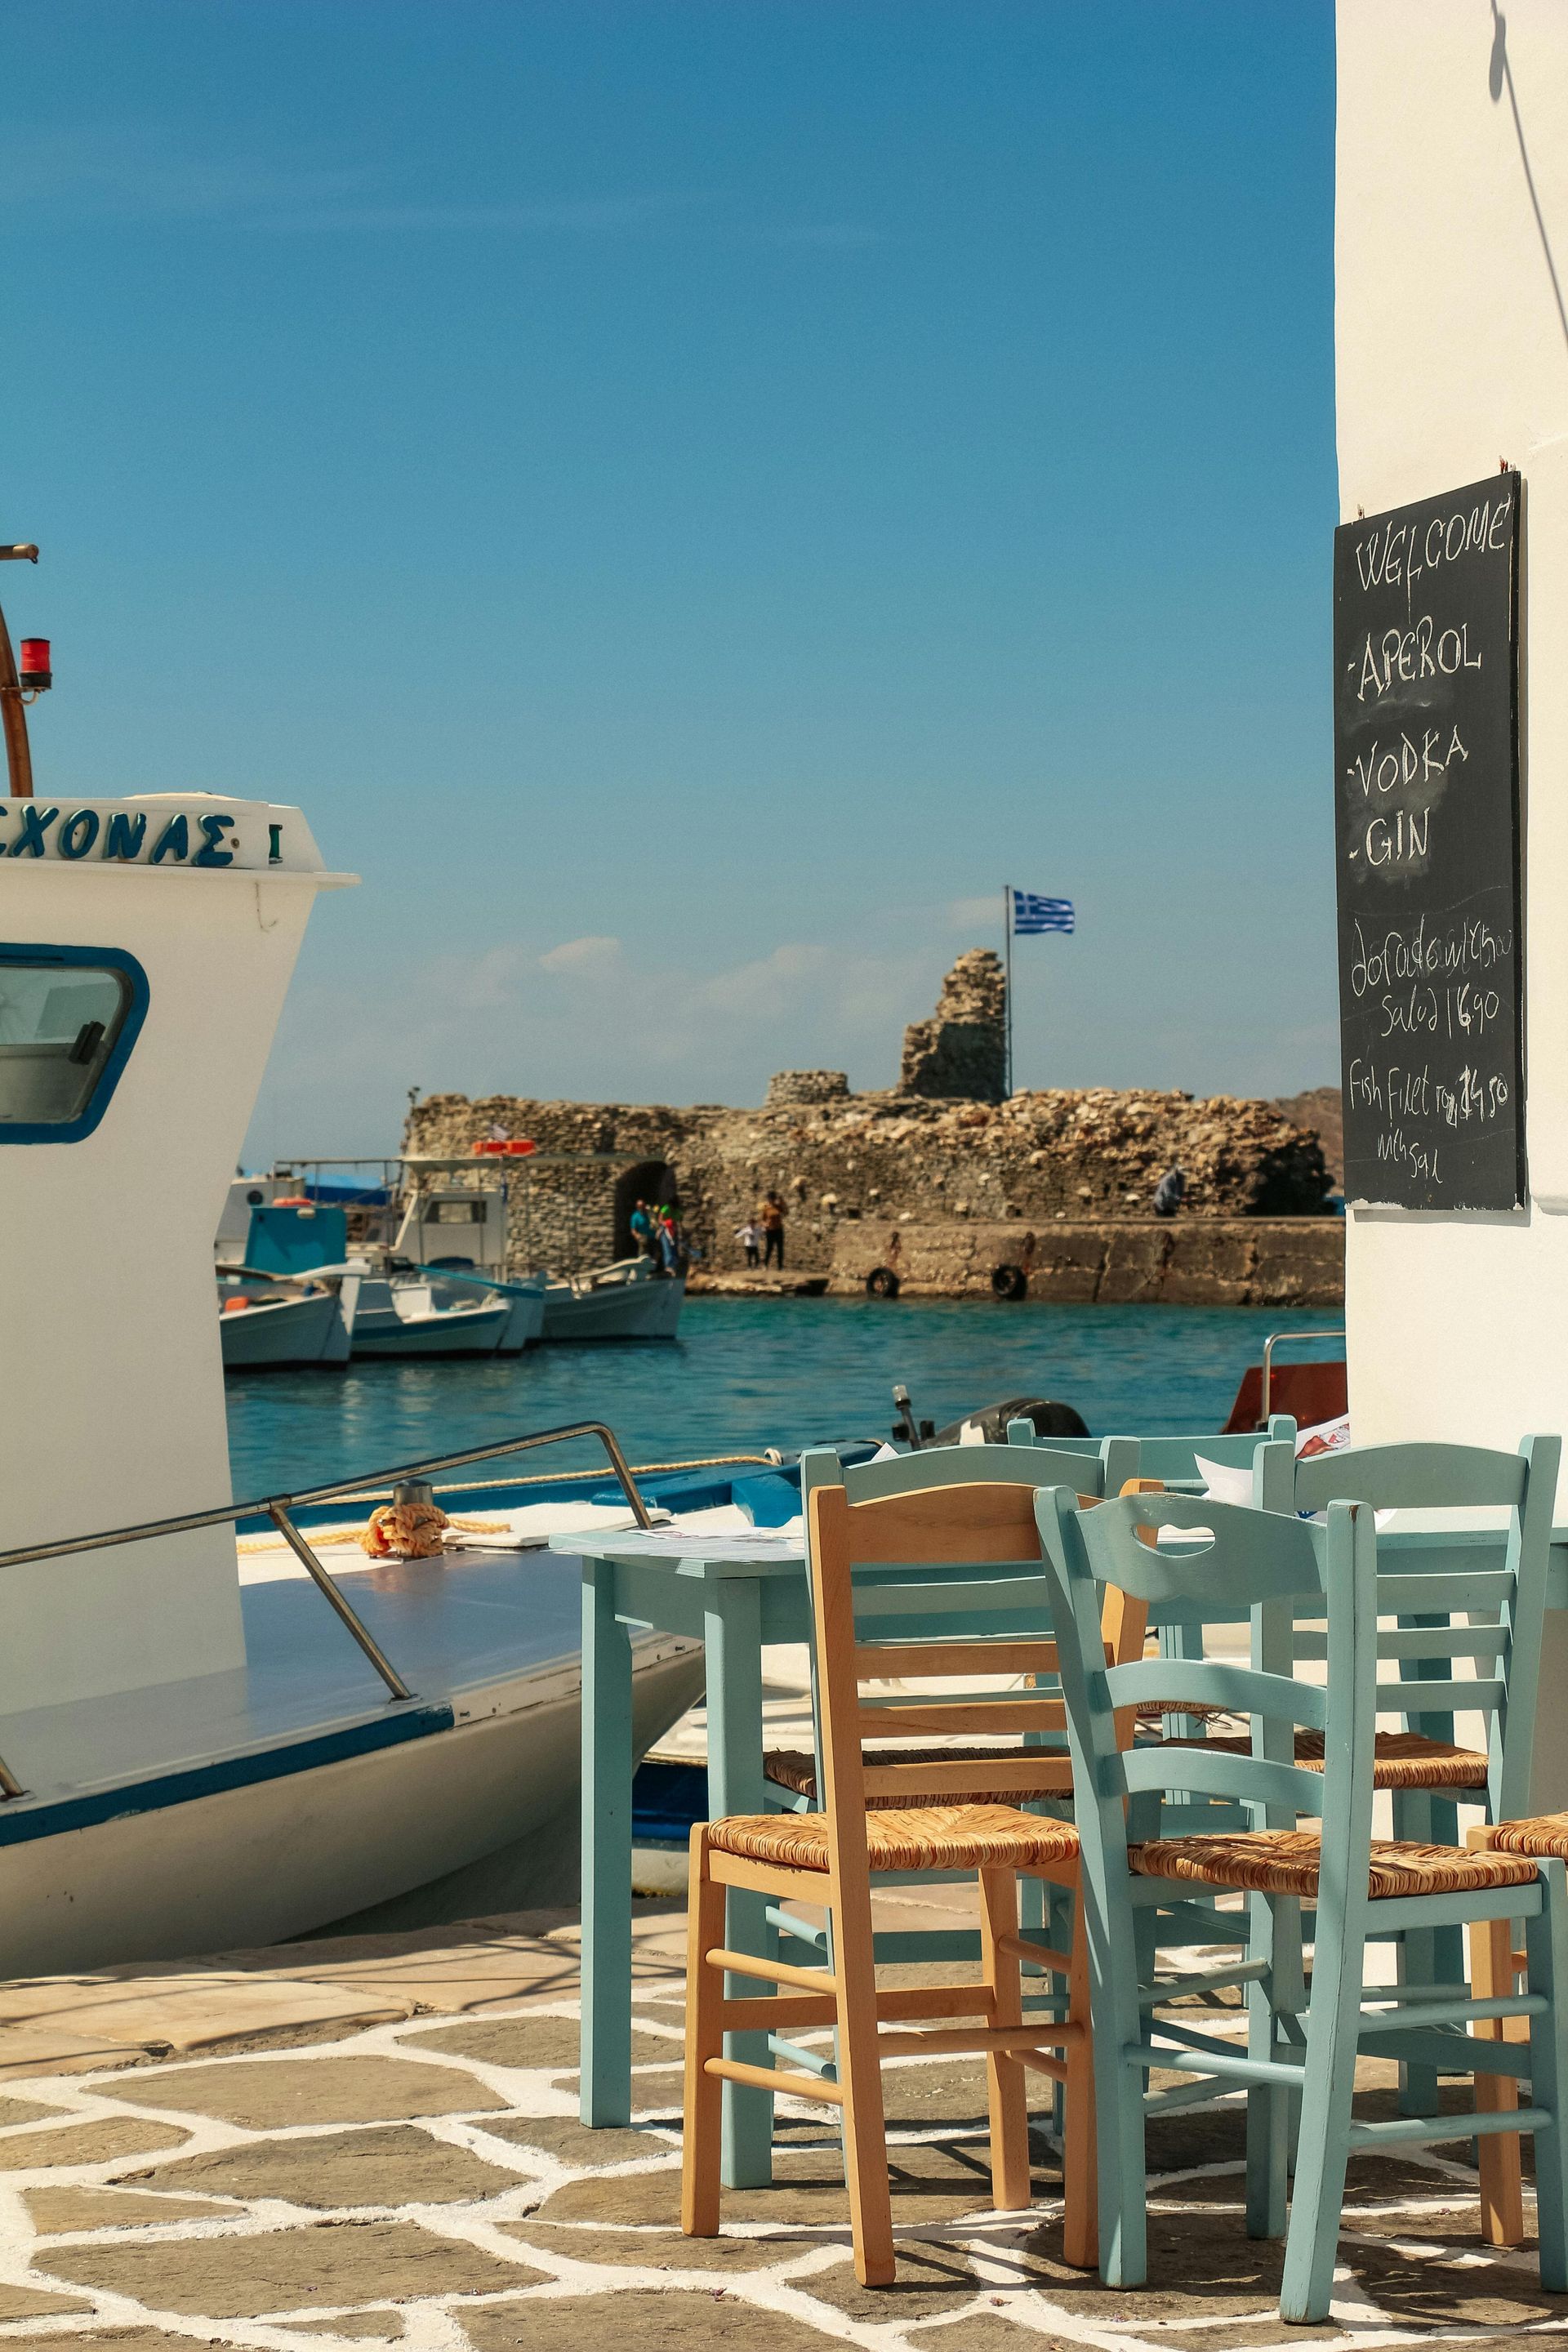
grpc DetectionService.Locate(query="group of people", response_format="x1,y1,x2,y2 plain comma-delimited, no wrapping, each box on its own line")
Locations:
628,1198,684,1276
735,1189,786,1271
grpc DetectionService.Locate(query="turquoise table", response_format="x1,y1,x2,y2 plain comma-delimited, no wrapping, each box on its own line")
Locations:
552,1526,811,2189
554,1519,1568,2193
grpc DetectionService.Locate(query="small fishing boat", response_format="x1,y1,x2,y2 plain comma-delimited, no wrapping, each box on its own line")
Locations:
542,1254,685,1341
349,1270,514,1358
218,1274,354,1369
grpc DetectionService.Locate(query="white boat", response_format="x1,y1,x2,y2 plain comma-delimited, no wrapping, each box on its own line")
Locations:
218,1278,352,1369
350,1272,512,1358
542,1254,686,1341
0,786,704,1974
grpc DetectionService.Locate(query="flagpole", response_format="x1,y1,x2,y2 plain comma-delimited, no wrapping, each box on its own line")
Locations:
1002,883,1013,1098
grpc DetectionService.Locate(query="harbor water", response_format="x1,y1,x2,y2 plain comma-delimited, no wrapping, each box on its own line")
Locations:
223,1295,1344,1497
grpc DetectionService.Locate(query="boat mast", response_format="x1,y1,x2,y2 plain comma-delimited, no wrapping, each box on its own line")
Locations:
0,541,42,800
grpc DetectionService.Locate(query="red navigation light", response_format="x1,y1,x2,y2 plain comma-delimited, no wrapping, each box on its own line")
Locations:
19,639,51,692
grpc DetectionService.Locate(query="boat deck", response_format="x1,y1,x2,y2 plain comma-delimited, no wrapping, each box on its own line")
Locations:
0,1890,1546,2352
0,1510,686,1833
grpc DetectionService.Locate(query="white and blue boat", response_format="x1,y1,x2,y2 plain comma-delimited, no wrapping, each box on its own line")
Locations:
0,789,808,1975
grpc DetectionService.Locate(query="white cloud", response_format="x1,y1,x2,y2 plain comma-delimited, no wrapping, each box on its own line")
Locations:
538,935,623,976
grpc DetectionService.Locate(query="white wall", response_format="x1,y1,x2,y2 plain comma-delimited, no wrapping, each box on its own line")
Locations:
0,800,350,1714
1339,2,1568,1471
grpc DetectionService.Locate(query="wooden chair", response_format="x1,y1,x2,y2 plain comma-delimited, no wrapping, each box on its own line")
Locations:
763,1441,1138,1816
682,1477,1143,2285
1038,1483,1568,2328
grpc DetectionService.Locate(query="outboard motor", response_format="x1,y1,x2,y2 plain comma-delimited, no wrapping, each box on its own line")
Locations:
891,1383,935,1449
929,1395,1091,1447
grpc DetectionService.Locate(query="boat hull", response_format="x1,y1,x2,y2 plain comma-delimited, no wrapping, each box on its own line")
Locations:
350,1303,510,1358
220,1290,349,1370
0,1637,702,1977
495,1283,546,1354
541,1274,684,1342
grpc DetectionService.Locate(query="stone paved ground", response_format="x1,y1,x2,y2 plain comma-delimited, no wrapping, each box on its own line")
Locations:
0,1906,1557,2352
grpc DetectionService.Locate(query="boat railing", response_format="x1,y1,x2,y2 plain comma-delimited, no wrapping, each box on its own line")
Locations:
0,1418,659,1800
1261,1326,1347,1420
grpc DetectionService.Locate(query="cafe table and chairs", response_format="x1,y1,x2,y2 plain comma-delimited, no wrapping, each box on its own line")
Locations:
1037,1481,1568,2328
552,1424,1313,2189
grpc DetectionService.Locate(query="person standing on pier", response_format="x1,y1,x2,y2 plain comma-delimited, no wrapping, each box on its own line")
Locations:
1152,1163,1186,1218
760,1190,786,1269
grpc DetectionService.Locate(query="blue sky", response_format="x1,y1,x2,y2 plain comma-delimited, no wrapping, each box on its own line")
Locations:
2,1,1336,1160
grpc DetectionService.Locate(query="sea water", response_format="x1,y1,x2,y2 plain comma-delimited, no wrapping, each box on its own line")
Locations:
223,1296,1343,1500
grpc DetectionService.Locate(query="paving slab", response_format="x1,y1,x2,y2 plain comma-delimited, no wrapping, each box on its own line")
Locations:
399,2015,679,2074
502,2221,820,2274
0,2278,96,2318
460,2289,859,2352
24,2184,231,2231
128,2124,532,2209
0,2025,149,2078
484,2116,681,2172
41,2216,550,2315
96,2055,510,2129
0,1978,418,2056
0,2117,189,2169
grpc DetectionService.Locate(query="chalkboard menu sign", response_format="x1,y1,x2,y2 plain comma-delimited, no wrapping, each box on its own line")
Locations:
1334,472,1523,1209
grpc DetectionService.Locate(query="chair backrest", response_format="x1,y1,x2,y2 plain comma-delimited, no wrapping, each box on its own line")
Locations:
1001,1424,1134,1499
1037,1486,1379,1918
1105,1417,1298,1497
826,1437,1116,1505
800,1468,1150,1871
1262,1434,1560,1818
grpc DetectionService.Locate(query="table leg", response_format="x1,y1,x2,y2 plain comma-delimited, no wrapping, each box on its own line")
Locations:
705,1579,776,2189
580,1554,635,2127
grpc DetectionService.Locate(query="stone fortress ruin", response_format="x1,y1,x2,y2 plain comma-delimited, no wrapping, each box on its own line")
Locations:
405,952,1341,1304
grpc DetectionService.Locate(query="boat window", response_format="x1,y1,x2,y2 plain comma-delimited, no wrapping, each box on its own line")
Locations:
0,947,148,1143
428,1200,486,1223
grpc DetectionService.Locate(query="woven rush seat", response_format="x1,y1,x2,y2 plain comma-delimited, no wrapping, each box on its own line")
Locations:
1165,1728,1489,1790
1129,1826,1540,1901
764,1744,1068,1809
1490,1812,1568,1858
708,1803,1081,1875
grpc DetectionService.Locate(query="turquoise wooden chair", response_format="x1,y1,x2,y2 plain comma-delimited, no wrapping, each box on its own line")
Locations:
1107,1416,1298,1496
1251,1436,1559,2115
1037,1483,1568,2326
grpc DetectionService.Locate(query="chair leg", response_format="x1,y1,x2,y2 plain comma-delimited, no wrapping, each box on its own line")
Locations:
682,1832,728,2238
1060,1874,1098,2272
1470,1909,1526,2248
1245,1891,1290,2240
1524,1862,1568,2295
978,1867,1031,2213
1279,1909,1365,2325
1089,1867,1149,2288
830,1873,895,2287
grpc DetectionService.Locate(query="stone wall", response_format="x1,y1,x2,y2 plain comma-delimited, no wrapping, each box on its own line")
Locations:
828,1217,1344,1307
900,947,1007,1102
404,952,1333,1277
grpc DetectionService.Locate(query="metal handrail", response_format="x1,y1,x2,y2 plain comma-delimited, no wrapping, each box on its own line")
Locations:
1261,1327,1347,1422
0,1419,654,1800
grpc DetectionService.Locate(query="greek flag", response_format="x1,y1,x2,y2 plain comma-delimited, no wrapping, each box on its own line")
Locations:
1011,890,1075,935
